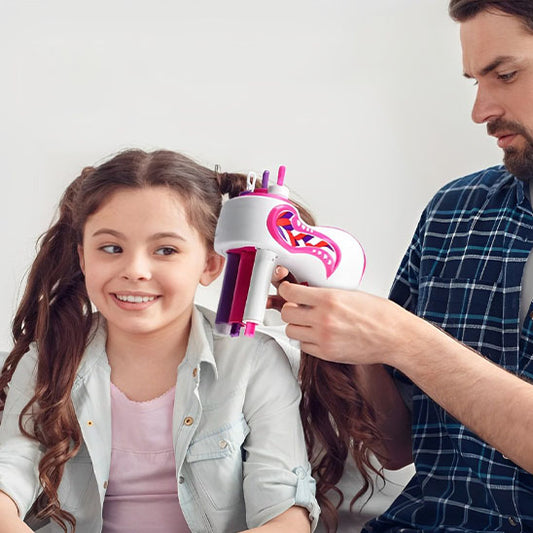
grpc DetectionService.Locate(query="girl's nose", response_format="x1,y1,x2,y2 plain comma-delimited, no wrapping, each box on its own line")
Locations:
120,254,152,281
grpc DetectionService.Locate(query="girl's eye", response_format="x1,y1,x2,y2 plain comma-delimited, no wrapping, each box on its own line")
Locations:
155,247,178,256
100,245,122,254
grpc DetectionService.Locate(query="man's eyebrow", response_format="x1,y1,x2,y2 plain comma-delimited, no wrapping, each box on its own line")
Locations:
463,55,516,79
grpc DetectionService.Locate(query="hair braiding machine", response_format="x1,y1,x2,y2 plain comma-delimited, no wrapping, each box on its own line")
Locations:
213,166,366,337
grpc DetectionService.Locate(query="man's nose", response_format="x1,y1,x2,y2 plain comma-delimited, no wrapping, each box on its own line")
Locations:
471,85,505,124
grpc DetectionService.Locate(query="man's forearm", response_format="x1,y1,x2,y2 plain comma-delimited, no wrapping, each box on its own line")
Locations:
278,283,533,473
389,316,533,473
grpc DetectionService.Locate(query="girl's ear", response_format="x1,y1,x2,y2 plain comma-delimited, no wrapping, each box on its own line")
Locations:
78,245,86,275
200,251,225,286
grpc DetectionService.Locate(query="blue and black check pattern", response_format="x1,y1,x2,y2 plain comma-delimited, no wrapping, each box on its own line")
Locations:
363,166,533,533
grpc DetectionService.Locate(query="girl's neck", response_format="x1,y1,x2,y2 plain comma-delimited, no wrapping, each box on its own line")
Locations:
105,310,193,361
104,318,191,402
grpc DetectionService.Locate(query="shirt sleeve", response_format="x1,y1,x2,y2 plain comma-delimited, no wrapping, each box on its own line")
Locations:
242,336,320,531
388,209,427,406
0,348,44,519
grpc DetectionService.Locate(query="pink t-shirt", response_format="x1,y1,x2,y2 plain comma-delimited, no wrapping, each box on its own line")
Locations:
102,383,190,533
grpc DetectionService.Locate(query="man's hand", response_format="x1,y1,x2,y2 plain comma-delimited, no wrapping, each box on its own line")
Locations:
266,266,295,312
277,281,421,365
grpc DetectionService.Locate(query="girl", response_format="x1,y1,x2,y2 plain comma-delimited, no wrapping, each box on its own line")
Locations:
0,150,319,533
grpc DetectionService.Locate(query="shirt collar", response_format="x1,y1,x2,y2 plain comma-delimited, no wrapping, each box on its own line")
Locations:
184,305,218,379
74,315,109,388
485,166,532,213
75,308,219,384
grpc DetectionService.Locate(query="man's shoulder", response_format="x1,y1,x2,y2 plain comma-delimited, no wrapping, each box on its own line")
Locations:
441,164,511,191
427,165,515,213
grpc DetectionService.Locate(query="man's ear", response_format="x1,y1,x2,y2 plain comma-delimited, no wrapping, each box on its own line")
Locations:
78,244,86,275
200,251,225,286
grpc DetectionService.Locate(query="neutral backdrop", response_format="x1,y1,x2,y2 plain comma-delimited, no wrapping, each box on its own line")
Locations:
0,0,501,349
0,0,504,526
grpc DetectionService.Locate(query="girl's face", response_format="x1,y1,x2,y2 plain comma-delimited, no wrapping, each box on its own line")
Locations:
78,186,223,342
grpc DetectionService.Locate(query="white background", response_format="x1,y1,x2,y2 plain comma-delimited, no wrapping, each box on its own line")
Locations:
0,1,502,349
0,0,505,523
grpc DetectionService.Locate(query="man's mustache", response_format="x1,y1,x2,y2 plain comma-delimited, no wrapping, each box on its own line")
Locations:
487,119,529,138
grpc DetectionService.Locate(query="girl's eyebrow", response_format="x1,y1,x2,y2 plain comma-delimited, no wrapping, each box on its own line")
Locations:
91,228,124,238
150,231,187,242
91,228,186,241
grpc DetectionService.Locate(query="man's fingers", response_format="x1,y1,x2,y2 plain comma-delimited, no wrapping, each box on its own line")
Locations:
285,323,317,344
272,266,290,284
271,266,297,288
280,300,314,327
279,281,322,307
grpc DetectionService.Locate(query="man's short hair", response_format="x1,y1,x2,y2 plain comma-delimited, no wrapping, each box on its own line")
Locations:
449,0,533,33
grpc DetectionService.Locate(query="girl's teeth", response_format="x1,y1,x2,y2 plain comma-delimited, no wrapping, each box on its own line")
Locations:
116,295,155,303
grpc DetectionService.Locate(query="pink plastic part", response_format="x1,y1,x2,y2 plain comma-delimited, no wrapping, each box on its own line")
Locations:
266,204,342,278
244,322,256,337
277,165,286,186
228,249,256,325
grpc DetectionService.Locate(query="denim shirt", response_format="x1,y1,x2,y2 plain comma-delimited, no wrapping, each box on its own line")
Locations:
0,306,319,532
364,166,533,532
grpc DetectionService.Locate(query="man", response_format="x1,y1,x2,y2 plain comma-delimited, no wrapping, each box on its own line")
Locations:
276,1,533,530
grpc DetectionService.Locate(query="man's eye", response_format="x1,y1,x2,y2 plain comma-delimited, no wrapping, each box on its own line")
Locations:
100,245,122,254
155,247,178,256
498,71,517,82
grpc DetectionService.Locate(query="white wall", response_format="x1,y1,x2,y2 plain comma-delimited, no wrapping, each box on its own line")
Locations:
0,0,501,349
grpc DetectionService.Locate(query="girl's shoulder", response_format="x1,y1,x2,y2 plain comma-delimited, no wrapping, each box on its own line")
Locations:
196,305,300,360
5,344,39,397
195,305,300,377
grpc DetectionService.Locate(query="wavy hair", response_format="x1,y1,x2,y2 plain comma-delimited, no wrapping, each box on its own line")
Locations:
299,355,383,533
278,213,383,531
0,149,250,531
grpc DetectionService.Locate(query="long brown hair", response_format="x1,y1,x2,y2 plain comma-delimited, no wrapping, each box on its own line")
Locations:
284,212,383,531
299,356,383,533
0,149,249,531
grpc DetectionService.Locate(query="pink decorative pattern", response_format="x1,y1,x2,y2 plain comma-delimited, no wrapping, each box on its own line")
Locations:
266,204,341,278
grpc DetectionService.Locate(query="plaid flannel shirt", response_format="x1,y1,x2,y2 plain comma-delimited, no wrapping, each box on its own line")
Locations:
364,166,533,533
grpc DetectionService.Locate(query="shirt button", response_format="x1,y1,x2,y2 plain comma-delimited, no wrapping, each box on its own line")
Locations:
219,439,228,449
87,420,94,427
103,481,108,489
508,516,518,527
184,416,194,426
192,368,198,378
178,476,185,484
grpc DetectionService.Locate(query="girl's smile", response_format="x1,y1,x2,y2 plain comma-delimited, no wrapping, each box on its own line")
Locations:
78,186,223,344
112,292,161,309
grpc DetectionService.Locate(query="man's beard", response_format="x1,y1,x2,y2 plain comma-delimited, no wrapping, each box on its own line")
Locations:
487,119,533,181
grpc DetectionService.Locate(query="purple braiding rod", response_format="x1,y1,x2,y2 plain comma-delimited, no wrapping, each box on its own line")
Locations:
261,170,270,189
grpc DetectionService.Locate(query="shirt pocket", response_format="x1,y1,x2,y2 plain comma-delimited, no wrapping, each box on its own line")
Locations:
56,442,95,513
185,414,250,511
418,275,502,343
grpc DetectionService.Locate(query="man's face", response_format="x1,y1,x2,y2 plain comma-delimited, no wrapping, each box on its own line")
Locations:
461,10,533,181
